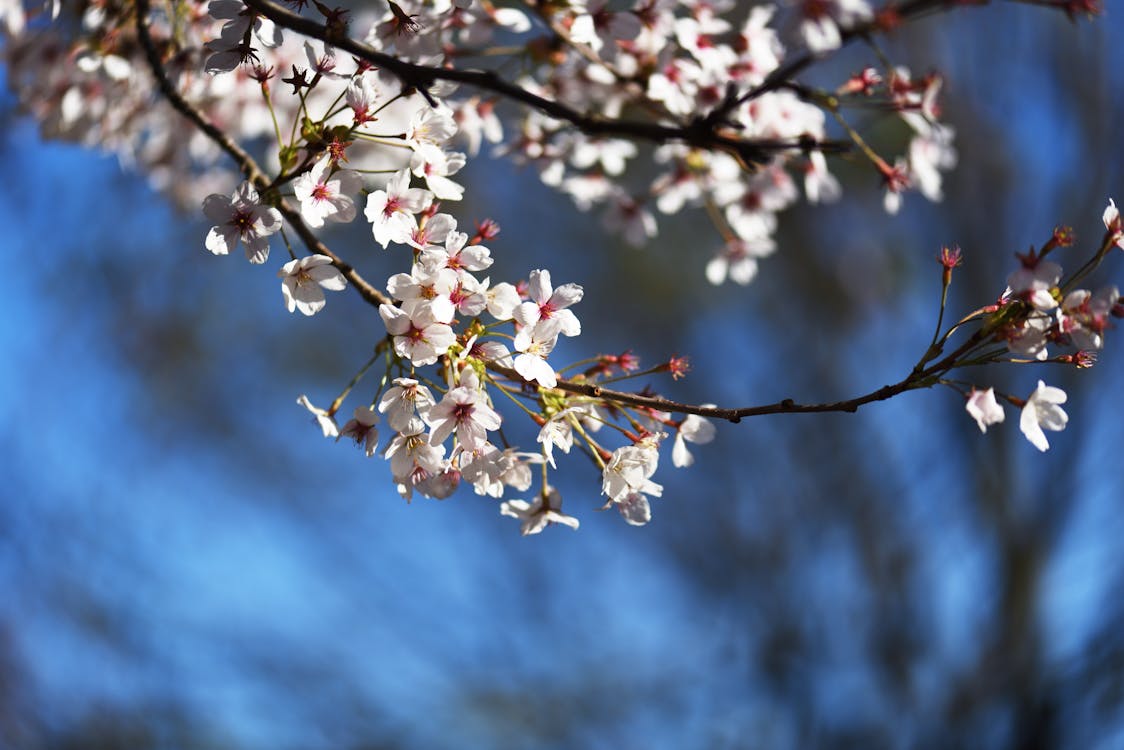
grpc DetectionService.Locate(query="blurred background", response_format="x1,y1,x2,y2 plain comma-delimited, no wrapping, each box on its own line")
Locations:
3,3,1124,748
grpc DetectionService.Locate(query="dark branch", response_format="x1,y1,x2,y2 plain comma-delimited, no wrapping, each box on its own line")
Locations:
487,327,989,422
134,0,391,308
140,0,996,423
241,0,850,167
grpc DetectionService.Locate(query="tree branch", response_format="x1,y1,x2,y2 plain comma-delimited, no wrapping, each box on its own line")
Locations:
240,0,851,167
485,324,994,422
134,0,391,308
141,0,996,424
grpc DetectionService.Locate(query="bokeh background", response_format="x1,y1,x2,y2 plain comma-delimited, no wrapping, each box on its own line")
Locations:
3,4,1124,748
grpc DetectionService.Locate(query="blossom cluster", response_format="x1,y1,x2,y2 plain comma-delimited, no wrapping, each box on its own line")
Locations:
1,0,961,284
959,206,1124,451
196,75,717,530
0,0,1113,533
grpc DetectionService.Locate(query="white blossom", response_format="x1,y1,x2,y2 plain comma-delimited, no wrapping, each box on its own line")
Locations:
965,388,1005,434
297,394,338,438
426,385,502,451
514,269,583,337
279,255,347,316
379,302,456,366
1019,380,1068,452
501,486,579,535
378,378,436,433
602,440,664,504
202,181,282,264
293,157,361,229
671,414,716,468
364,170,433,248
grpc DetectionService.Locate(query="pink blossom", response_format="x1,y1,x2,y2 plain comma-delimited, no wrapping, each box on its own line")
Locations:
293,157,361,229
379,302,456,366
426,385,502,451
202,181,282,264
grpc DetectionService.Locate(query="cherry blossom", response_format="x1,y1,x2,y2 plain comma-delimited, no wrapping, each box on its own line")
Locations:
405,107,457,150
459,446,538,498
602,439,664,506
1019,380,1068,452
410,144,467,201
453,97,503,157
293,157,361,229
204,0,283,73
364,170,433,249
617,492,653,527
420,230,492,274
514,269,583,337
338,406,380,457
1057,286,1119,351
500,486,580,535
386,266,457,324
1002,311,1052,361
279,255,347,316
378,302,456,366
671,413,716,468
426,384,502,451
705,236,775,286
346,76,383,126
202,181,282,264
384,425,447,493
804,152,842,204
297,394,338,438
378,378,436,433
1104,198,1123,249
965,388,1005,434
1008,257,1063,311
404,212,457,252
513,318,563,389
798,0,872,53
537,409,578,469
5,0,1115,532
